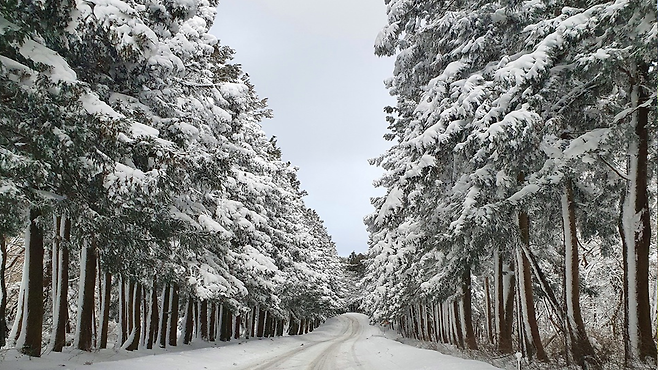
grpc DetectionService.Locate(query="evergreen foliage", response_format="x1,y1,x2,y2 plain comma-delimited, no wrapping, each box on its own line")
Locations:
364,0,656,368
0,0,344,355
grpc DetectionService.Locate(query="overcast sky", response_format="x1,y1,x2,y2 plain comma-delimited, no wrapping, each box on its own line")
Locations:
210,0,394,257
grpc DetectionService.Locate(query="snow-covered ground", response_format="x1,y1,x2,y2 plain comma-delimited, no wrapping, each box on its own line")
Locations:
1,313,501,370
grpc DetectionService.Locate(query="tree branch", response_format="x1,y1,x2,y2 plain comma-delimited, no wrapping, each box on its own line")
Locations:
598,155,629,181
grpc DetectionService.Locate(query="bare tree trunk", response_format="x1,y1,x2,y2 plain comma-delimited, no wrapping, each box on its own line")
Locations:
484,276,493,345
431,303,438,342
452,301,464,348
249,307,256,338
234,315,241,340
257,308,265,337
9,265,25,346
495,248,515,353
516,279,528,357
98,271,111,349
439,303,447,343
140,285,147,348
0,235,6,348
75,237,97,351
183,298,194,344
220,305,232,341
411,305,419,340
200,300,208,341
420,303,428,341
209,303,216,342
264,311,272,337
17,208,44,357
124,282,141,351
517,207,548,362
51,216,60,325
299,317,305,335
52,216,70,352
562,178,599,368
168,283,179,347
621,70,657,365
158,283,170,348
428,302,436,342
127,280,134,342
462,266,478,350
288,314,298,336
194,301,199,340
276,318,284,336
146,279,158,349
119,277,127,344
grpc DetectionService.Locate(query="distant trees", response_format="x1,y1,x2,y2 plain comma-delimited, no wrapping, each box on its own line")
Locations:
0,0,343,357
364,0,656,369
342,251,367,312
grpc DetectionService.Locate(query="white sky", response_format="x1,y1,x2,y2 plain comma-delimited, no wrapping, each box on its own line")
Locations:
211,0,395,256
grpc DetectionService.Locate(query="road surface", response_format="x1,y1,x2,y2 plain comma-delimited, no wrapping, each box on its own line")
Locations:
232,313,500,370
2,313,501,370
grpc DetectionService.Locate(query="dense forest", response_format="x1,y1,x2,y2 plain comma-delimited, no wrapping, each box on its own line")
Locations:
0,0,345,357
362,0,656,369
1,0,656,369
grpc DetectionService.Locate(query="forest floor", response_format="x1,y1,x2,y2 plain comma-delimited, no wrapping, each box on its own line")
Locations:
1,313,502,370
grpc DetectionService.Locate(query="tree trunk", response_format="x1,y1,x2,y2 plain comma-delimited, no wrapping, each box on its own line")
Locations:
140,285,147,348
517,208,548,362
621,71,657,365
249,307,256,338
17,208,44,357
124,282,142,350
127,280,134,341
200,300,208,341
411,306,419,340
183,298,194,344
51,216,60,327
209,303,216,342
158,283,170,348
419,303,427,341
484,276,493,344
462,266,478,350
119,277,127,344
257,308,266,337
264,311,272,337
288,314,298,336
98,270,111,349
516,278,528,357
562,178,599,368
146,279,159,349
234,315,241,340
220,305,232,341
75,237,97,351
495,248,515,353
9,264,25,346
433,302,443,343
276,318,284,337
124,282,141,350
168,283,179,346
426,302,435,342
452,301,464,348
0,235,8,348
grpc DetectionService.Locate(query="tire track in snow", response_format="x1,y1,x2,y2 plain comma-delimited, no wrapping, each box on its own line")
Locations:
307,315,364,370
247,316,353,370
347,315,364,369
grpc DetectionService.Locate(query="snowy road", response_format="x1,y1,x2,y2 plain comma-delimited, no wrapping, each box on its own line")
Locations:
229,313,501,370
2,313,501,370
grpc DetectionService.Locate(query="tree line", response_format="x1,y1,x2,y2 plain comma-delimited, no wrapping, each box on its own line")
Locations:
0,0,344,357
363,0,656,369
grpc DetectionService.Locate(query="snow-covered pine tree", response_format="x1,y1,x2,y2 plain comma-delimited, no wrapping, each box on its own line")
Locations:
367,0,656,368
